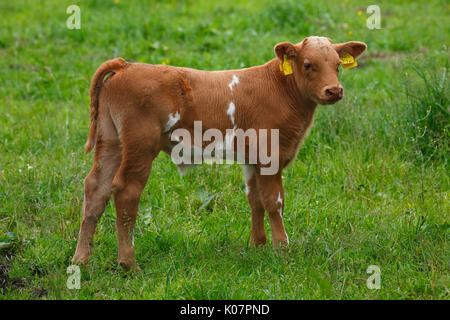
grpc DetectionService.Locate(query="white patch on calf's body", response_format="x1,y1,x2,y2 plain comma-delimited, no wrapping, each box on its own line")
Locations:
228,74,239,91
276,192,283,217
277,207,283,217
164,111,180,133
276,192,283,204
227,102,236,127
242,165,254,196
274,192,288,243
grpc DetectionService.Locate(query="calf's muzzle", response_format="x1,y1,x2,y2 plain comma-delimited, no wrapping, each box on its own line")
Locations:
324,84,344,102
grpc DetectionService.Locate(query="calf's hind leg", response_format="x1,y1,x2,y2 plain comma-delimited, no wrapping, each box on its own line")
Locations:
72,111,121,265
112,130,160,271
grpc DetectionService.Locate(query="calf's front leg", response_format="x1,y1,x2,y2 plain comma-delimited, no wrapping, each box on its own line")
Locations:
257,172,289,248
243,165,266,247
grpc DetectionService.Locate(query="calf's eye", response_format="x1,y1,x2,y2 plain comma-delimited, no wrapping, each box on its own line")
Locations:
304,62,312,70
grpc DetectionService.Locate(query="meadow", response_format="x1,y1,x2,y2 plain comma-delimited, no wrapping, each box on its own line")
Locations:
0,0,448,299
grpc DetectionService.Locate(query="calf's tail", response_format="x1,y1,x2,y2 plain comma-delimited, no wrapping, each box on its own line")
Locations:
85,57,128,153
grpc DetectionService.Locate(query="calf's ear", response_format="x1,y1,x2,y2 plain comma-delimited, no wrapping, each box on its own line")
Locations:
333,41,367,59
274,42,297,62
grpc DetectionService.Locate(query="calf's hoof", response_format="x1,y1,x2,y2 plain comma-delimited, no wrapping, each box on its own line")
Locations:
272,238,289,250
249,235,267,248
119,260,140,273
71,249,91,266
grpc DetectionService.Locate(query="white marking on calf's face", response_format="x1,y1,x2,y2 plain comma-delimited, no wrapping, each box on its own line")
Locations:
228,74,239,91
164,111,180,133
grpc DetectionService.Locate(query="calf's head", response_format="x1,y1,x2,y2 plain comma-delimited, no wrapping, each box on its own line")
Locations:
275,36,367,105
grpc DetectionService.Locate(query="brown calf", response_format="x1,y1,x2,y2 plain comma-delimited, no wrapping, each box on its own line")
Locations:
72,36,366,270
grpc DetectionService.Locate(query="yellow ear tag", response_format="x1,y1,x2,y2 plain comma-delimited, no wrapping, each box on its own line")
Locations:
279,54,293,75
340,53,357,70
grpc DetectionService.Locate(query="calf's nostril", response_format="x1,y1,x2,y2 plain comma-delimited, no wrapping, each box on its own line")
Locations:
325,86,343,99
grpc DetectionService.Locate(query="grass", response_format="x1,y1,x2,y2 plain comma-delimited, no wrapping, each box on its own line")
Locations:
0,0,449,299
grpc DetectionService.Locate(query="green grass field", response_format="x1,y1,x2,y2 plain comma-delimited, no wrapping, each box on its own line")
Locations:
0,0,449,299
